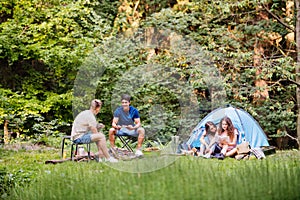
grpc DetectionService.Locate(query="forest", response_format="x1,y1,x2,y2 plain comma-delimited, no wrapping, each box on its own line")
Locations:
0,0,299,149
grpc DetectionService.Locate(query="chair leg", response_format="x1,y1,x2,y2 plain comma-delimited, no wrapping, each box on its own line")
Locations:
70,142,92,161
71,143,75,161
118,136,134,152
61,133,97,161
61,136,72,159
71,143,79,161
61,137,66,159
87,143,91,159
75,144,79,157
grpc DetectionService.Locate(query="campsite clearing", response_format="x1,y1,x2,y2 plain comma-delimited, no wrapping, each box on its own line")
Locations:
1,148,299,200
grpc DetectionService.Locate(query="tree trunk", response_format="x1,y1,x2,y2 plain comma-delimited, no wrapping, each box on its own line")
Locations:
253,6,269,103
253,40,269,102
295,0,300,149
4,120,9,144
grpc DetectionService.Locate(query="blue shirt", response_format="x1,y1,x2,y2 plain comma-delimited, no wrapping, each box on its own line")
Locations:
114,106,140,126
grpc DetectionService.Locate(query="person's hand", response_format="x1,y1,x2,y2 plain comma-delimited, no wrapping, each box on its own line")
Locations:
97,123,105,129
116,125,122,130
126,125,134,130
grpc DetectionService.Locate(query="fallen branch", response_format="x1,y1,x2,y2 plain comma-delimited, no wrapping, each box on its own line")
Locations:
286,133,300,148
45,155,96,164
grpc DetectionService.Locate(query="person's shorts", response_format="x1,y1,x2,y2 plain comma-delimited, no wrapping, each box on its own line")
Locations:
213,143,222,154
73,133,92,144
116,127,138,137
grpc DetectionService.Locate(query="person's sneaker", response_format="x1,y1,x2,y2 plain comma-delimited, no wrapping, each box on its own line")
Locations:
95,156,101,162
203,153,211,159
96,157,105,162
109,147,119,159
106,157,118,163
135,149,144,157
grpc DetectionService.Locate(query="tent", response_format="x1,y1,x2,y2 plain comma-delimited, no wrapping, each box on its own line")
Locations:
187,105,270,149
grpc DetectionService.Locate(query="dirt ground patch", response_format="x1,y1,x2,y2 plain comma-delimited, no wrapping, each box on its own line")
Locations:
2,143,55,151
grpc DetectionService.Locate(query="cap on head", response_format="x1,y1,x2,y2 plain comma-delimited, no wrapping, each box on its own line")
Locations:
91,99,102,109
121,94,131,102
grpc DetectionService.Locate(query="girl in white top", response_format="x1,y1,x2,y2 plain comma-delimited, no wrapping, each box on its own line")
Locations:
199,121,217,157
216,116,238,158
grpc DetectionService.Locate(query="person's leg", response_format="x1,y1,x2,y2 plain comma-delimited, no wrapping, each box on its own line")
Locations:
225,147,237,157
199,144,205,156
136,127,145,149
94,151,104,159
108,128,117,148
213,143,222,154
91,133,111,159
220,144,228,155
203,143,216,158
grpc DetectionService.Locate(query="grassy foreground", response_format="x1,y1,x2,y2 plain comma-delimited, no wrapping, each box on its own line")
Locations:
1,147,300,200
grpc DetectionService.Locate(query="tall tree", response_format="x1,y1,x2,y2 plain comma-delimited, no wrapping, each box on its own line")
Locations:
295,0,300,148
253,4,269,103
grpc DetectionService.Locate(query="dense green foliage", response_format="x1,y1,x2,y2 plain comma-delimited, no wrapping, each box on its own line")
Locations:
0,0,117,141
0,148,299,200
142,0,296,138
0,0,298,147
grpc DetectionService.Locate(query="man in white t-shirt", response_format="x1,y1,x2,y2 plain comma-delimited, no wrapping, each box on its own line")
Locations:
71,99,118,162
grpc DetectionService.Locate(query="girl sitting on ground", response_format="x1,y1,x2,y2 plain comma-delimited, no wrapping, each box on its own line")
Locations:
198,121,217,157
213,116,238,159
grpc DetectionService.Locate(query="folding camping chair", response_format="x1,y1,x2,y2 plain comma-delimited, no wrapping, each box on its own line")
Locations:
61,135,91,161
116,134,137,152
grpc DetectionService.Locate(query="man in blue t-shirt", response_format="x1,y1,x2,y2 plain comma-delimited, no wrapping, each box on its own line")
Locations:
109,94,145,156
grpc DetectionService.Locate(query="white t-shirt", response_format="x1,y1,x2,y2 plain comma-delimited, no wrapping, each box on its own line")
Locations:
71,110,97,140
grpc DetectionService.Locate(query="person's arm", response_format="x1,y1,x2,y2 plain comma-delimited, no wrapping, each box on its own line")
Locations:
215,134,224,147
87,114,98,134
127,118,141,130
200,130,209,148
207,136,216,149
228,129,238,146
112,117,121,130
90,126,98,134
97,123,105,130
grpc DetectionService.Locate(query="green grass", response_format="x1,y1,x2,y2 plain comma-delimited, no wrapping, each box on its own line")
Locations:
1,147,300,200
